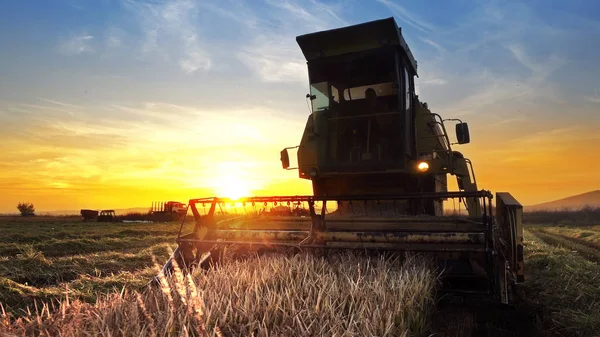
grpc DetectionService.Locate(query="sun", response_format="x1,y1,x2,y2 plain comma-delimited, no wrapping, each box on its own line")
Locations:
210,174,253,200
194,159,265,200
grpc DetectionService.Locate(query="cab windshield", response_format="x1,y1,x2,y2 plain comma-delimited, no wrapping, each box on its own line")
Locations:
306,47,405,170
308,47,397,114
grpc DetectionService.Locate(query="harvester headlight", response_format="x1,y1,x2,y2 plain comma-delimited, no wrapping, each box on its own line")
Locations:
417,161,430,172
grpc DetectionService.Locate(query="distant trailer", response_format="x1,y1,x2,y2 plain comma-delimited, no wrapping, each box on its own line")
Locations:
80,209,99,221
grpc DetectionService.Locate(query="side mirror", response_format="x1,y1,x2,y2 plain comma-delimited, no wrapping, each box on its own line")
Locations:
280,148,290,169
456,122,470,144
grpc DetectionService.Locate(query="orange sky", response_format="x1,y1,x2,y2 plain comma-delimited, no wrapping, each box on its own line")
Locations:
1,103,598,213
2,0,600,213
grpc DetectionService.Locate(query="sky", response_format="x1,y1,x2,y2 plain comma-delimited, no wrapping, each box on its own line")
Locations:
1,0,600,213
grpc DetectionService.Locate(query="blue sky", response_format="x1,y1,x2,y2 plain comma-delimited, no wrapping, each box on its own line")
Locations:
1,0,600,211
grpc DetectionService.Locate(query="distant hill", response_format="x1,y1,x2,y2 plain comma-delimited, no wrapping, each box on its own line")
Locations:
525,190,600,212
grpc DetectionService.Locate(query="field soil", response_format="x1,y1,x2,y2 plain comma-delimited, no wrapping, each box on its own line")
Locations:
1,217,599,336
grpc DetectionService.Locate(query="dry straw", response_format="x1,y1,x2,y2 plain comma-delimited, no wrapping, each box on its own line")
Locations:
1,251,440,337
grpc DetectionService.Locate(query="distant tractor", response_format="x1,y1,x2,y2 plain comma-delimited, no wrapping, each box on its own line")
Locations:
97,210,117,222
80,209,119,222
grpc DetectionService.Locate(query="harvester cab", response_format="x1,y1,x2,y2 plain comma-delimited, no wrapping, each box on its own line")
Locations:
281,18,480,216
160,17,524,305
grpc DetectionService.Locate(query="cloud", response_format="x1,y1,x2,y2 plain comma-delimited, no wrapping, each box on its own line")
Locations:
36,98,82,109
480,126,597,165
420,37,446,55
508,126,586,147
264,0,347,30
422,78,447,85
104,27,123,49
48,182,71,189
59,33,94,55
505,44,565,80
231,0,347,83
237,34,308,83
200,1,260,28
404,1,571,120
66,0,85,11
179,48,211,74
0,97,307,207
585,89,600,103
1,98,303,155
0,98,294,200
588,97,600,103
376,0,436,33
123,0,211,73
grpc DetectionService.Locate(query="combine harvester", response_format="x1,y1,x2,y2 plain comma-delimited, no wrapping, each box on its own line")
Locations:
160,18,524,304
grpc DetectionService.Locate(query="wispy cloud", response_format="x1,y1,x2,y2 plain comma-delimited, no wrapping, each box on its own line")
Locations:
104,27,123,49
233,0,347,83
201,1,261,28
422,78,447,85
376,0,436,33
264,0,347,30
237,34,308,83
505,44,565,81
66,0,85,11
420,37,446,55
509,126,587,147
404,0,570,120
481,125,597,165
36,98,82,109
124,0,211,73
59,33,94,55
0,96,304,203
586,88,600,103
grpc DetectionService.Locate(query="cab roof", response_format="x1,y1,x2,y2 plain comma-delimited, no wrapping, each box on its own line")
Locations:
296,17,418,76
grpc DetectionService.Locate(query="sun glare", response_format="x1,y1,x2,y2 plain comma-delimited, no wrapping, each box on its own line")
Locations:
217,179,250,200
209,174,254,200
192,159,271,201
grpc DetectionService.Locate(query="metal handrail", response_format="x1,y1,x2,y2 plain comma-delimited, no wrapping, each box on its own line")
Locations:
430,113,454,154
465,158,478,187
415,112,454,173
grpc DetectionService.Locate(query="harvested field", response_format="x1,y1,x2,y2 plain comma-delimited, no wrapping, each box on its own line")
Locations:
520,229,600,336
1,254,440,337
535,226,600,249
2,217,600,336
530,230,600,263
0,217,439,337
0,217,187,313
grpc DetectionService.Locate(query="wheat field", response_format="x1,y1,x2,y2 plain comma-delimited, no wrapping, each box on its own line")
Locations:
5,215,600,336
1,249,439,337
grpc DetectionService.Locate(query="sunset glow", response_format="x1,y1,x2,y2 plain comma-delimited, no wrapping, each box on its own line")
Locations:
1,1,599,213
202,163,258,200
